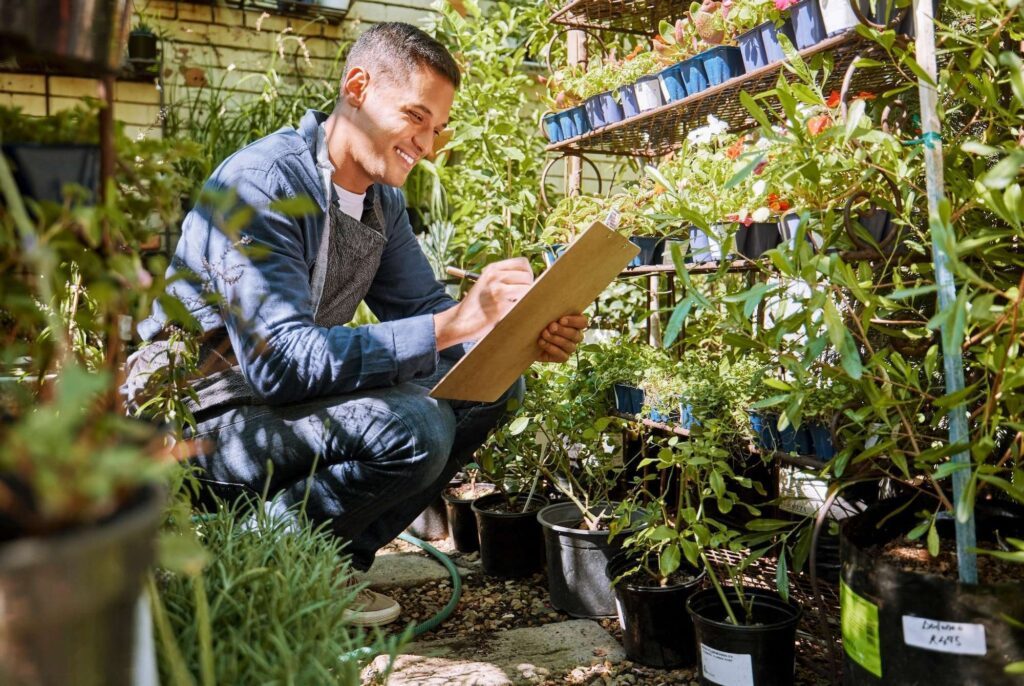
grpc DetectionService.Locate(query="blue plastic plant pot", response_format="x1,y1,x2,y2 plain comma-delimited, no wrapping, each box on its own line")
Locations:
584,95,604,129
789,0,827,49
808,423,835,459
679,404,698,430
760,18,797,63
649,407,672,423
795,426,815,455
778,423,799,453
737,25,769,72
613,383,645,416
556,109,577,140
628,235,666,267
616,84,641,118
658,64,687,102
634,74,665,111
542,113,562,143
749,412,782,451
596,90,624,126
688,227,715,263
679,56,710,96
544,243,567,266
569,106,591,137
697,46,745,86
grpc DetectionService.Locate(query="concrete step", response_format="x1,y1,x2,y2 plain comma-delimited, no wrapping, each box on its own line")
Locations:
362,619,626,686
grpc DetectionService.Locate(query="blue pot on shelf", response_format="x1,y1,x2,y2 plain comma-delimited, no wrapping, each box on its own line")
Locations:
613,384,645,416
569,106,591,137
542,113,562,143
737,26,769,72
617,84,641,118
679,404,698,430
556,109,577,140
789,0,827,49
760,18,798,63
627,236,666,267
585,91,624,129
584,95,606,129
679,56,710,96
544,243,567,267
698,46,745,86
649,407,673,424
795,426,815,455
807,423,835,459
750,413,799,453
658,63,687,102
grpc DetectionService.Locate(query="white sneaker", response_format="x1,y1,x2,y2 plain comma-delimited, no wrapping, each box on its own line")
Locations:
343,587,401,627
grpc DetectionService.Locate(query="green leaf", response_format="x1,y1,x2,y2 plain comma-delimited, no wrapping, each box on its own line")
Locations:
725,153,765,190
650,525,678,542
660,543,681,578
776,551,789,603
844,98,866,141
927,520,940,557
739,91,772,131
823,298,862,379
982,152,1024,190
507,416,530,435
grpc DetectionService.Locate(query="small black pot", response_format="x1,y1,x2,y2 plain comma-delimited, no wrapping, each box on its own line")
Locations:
472,492,548,578
537,502,635,618
688,587,802,686
127,29,159,75
442,482,495,552
608,552,706,668
736,222,782,259
613,383,644,416
841,500,1024,685
628,236,665,267
2,144,99,205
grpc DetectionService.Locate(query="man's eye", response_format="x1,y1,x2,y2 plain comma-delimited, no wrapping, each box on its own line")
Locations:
409,112,423,122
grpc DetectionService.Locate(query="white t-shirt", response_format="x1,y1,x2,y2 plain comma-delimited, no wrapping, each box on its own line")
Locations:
334,183,366,221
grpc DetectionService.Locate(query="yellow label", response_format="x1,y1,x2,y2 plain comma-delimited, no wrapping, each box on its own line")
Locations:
841,579,882,678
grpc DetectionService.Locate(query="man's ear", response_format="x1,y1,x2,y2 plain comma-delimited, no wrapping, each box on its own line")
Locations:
341,67,370,107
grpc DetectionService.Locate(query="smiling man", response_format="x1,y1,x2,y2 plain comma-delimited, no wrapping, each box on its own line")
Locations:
126,22,587,626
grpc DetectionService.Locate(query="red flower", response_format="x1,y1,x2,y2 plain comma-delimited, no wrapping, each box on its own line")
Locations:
854,91,877,101
725,136,745,160
807,115,831,136
826,90,841,108
753,160,768,175
768,194,790,213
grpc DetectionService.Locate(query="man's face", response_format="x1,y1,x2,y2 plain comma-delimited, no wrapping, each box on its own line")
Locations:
343,64,454,190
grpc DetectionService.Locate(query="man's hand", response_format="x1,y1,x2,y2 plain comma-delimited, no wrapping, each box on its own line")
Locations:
537,314,588,363
434,258,534,350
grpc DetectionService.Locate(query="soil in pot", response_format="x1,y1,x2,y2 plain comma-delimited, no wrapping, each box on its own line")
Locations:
472,491,548,578
608,552,706,668
688,586,802,686
538,502,635,618
442,481,496,552
841,500,1024,685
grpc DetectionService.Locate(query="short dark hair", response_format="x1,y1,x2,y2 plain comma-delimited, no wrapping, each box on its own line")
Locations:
343,22,461,91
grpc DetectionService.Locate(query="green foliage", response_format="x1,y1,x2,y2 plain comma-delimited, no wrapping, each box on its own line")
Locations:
151,503,405,685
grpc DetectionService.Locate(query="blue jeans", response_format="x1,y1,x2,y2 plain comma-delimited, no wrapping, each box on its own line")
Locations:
189,361,524,571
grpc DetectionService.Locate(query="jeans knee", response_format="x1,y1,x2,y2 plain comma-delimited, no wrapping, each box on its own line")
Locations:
401,395,456,483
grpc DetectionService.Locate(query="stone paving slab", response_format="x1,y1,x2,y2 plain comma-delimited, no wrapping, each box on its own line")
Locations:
361,619,625,685
365,551,474,590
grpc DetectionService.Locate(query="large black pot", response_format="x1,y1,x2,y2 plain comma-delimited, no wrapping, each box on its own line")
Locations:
0,0,133,74
442,481,495,552
0,487,163,686
127,29,159,75
472,492,548,578
2,144,100,205
607,552,706,668
688,587,802,686
537,501,636,617
840,499,1024,685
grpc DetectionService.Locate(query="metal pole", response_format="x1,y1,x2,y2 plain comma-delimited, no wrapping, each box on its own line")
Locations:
914,0,977,583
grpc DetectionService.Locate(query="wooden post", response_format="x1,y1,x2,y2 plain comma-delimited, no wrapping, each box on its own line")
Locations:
565,29,586,199
914,0,977,582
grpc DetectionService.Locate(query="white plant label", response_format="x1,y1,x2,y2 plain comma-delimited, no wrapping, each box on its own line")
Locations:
700,644,754,686
902,615,987,656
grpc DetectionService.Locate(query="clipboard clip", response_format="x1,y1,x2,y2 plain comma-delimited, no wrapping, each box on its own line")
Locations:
604,209,620,230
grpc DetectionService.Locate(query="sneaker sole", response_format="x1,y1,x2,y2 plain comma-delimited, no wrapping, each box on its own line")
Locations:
343,604,402,627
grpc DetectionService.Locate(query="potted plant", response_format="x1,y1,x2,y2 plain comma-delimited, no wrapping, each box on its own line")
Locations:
726,0,796,67
440,467,495,552
127,17,159,76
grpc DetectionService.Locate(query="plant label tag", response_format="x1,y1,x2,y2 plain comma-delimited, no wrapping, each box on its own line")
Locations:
700,644,754,686
902,616,987,656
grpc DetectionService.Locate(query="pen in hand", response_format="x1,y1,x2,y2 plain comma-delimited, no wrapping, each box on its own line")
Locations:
445,266,481,281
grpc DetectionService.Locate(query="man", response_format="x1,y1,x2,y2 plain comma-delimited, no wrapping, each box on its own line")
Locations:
126,22,587,626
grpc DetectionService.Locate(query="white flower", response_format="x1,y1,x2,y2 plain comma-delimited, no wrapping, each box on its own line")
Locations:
752,179,767,197
687,126,714,145
706,115,728,135
227,63,236,72
752,206,771,223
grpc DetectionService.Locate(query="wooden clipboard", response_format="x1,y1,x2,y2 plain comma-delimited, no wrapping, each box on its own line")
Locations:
430,221,640,402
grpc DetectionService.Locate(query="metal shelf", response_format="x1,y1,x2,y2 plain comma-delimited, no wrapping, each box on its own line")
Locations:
546,31,903,158
620,259,765,277
548,0,683,36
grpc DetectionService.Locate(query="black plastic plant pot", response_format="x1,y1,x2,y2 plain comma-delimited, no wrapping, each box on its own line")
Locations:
0,487,163,686
2,144,100,205
613,383,644,416
628,235,665,267
537,502,636,618
840,500,1024,685
688,587,802,686
472,492,549,578
442,481,496,552
127,29,158,72
736,222,782,259
855,208,893,247
607,552,706,668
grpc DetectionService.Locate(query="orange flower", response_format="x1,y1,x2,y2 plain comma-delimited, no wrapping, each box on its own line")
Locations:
725,136,745,160
854,91,877,101
627,44,646,60
826,90,841,108
807,114,831,136
768,193,790,213
654,183,667,195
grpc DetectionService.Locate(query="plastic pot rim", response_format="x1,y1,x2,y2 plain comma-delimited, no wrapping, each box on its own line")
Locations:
686,586,802,633
536,500,639,537
471,491,547,517
442,482,496,505
607,552,707,594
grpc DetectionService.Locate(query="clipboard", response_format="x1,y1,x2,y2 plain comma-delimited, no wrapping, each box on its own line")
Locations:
430,221,640,402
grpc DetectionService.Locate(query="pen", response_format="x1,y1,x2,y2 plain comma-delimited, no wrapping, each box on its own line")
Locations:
445,266,480,281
